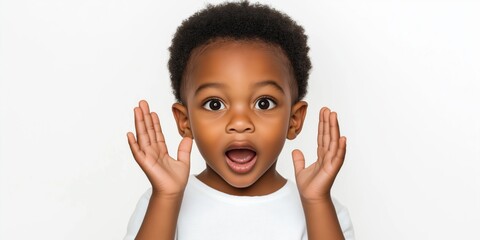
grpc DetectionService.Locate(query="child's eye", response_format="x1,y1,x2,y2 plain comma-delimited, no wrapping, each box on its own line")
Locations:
202,99,225,111
255,97,276,110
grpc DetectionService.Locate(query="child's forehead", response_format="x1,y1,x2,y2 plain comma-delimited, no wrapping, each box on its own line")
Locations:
180,38,297,100
194,40,289,71
191,38,290,66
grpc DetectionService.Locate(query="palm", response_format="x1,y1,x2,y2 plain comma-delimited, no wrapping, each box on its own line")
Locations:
127,100,192,197
140,142,190,196
292,107,347,202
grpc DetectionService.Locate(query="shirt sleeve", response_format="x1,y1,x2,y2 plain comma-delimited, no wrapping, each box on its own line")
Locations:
332,197,356,240
123,188,152,240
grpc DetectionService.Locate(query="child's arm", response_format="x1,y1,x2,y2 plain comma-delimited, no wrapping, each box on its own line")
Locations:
292,107,347,240
126,100,193,240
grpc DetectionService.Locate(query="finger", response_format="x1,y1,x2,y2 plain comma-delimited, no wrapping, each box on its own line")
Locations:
177,137,193,165
322,108,331,153
291,149,306,176
139,100,158,147
317,107,327,148
151,112,169,156
127,132,146,163
332,136,347,171
317,108,328,161
323,113,341,167
134,107,151,148
329,112,340,151
324,139,338,167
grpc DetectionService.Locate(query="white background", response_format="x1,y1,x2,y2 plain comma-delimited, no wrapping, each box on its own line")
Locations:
1,0,479,239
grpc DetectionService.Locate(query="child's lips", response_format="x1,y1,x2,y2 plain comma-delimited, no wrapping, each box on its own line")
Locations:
224,142,257,173
225,152,257,174
225,149,256,163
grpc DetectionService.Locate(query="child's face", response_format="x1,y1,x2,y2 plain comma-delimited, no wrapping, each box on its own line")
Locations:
173,40,307,194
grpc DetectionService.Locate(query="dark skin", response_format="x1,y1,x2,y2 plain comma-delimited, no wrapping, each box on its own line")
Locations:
127,40,347,240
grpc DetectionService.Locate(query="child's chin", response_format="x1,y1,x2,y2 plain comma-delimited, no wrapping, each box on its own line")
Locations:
222,173,259,189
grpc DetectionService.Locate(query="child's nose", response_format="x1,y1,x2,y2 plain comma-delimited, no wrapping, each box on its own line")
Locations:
226,111,254,133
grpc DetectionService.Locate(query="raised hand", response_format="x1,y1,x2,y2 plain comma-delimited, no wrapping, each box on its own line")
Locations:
127,100,193,198
292,107,347,203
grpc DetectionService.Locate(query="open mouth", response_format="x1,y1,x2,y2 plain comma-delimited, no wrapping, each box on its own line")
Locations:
225,148,257,173
226,149,256,163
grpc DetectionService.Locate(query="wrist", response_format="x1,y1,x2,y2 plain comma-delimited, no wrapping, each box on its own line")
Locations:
151,189,185,202
301,193,333,206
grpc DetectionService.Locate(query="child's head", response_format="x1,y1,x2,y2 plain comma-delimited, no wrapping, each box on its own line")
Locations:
168,1,311,104
169,1,312,194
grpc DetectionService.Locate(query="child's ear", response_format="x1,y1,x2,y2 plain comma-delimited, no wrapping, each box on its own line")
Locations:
172,103,193,139
287,101,308,140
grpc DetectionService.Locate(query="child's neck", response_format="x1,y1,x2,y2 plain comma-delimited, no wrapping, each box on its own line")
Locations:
196,165,287,196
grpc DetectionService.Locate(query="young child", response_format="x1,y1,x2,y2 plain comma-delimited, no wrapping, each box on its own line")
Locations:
124,2,354,239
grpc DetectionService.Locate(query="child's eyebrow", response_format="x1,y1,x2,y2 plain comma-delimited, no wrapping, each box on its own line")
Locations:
194,82,225,95
254,80,285,94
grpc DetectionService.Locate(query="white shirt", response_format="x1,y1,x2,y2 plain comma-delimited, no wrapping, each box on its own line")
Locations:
124,175,355,240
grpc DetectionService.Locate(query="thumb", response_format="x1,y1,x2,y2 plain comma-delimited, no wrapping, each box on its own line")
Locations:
291,149,305,176
177,137,193,165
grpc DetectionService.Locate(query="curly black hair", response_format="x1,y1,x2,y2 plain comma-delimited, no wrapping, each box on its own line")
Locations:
168,1,311,103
